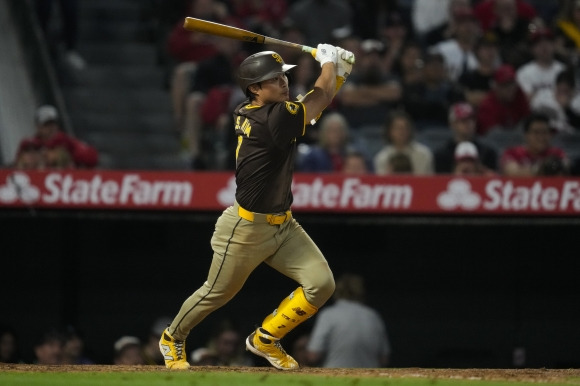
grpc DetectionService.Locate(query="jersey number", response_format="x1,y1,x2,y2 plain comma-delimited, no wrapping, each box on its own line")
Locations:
235,116,252,161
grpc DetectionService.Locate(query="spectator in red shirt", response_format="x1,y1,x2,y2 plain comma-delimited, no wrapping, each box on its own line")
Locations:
476,64,530,135
500,112,569,176
14,105,98,169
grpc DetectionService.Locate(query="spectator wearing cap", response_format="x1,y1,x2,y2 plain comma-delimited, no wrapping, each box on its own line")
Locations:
428,7,481,82
554,0,580,65
500,112,569,176
458,32,502,108
453,141,497,175
476,64,530,135
516,28,566,105
337,39,402,127
113,336,145,365
434,102,498,173
14,105,98,169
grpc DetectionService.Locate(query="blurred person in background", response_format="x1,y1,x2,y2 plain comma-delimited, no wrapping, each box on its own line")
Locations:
12,139,44,170
421,0,473,48
428,7,481,83
380,11,414,74
142,317,172,365
0,324,22,364
500,112,569,176
113,336,145,365
478,0,537,68
453,141,497,175
458,32,501,108
298,112,369,173
167,0,237,130
473,0,538,32
374,110,434,175
342,150,371,175
516,28,566,106
15,105,98,169
230,0,288,37
178,37,245,169
306,273,391,368
33,328,64,365
531,69,580,133
61,326,94,365
391,41,425,87
284,0,352,47
476,64,530,134
401,52,464,129
338,39,402,128
190,320,254,367
435,102,498,173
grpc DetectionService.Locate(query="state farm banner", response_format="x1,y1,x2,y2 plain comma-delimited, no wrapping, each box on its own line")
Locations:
1,169,580,215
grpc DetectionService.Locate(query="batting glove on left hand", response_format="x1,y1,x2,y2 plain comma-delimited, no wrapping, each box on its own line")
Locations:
315,44,338,67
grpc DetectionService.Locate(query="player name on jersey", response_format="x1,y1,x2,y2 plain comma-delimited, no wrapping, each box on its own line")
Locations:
1,170,580,215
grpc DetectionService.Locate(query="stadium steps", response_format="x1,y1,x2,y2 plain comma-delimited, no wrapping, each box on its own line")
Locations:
58,0,186,170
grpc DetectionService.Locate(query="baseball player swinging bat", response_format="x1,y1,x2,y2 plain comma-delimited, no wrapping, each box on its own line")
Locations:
183,17,355,64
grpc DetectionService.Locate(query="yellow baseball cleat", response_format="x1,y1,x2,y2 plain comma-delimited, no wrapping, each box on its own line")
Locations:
159,328,190,370
245,327,298,370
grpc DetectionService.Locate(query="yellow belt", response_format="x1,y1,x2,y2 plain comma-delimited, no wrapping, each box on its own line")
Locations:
235,202,292,225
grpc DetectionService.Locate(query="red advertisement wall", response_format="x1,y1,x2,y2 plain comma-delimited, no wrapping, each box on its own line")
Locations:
1,170,580,215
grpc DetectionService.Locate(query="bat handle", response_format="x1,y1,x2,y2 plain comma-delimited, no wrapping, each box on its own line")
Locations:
302,45,317,58
302,46,355,64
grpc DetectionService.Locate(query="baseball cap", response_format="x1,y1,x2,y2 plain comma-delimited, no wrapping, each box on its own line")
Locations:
493,64,516,85
449,102,475,122
454,141,479,161
35,105,59,125
114,336,141,353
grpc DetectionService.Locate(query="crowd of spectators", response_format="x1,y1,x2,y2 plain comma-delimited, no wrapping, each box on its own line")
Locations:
8,0,579,176
149,0,580,177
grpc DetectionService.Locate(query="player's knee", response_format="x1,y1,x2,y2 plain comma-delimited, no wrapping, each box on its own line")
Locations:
304,268,335,308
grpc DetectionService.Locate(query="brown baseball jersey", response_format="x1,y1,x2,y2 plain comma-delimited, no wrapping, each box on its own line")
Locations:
233,99,306,213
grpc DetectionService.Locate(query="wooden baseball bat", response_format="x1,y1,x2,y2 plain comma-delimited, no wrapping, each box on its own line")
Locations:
183,17,355,64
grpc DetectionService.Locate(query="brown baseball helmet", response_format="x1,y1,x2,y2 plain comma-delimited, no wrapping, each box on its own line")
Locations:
237,51,296,95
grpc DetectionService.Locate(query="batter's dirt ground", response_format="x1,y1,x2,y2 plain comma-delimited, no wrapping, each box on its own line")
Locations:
1,364,580,383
